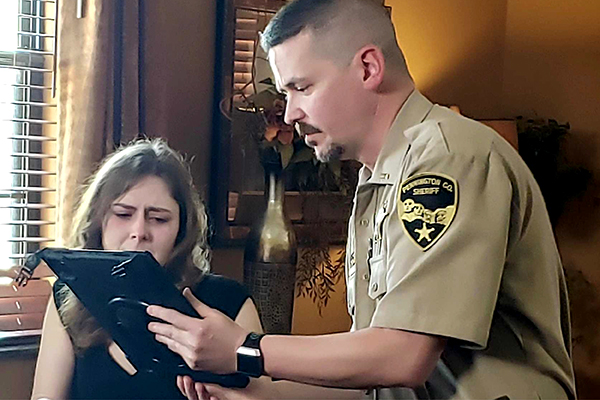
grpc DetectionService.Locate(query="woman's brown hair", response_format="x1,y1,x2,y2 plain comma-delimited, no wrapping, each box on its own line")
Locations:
58,138,210,352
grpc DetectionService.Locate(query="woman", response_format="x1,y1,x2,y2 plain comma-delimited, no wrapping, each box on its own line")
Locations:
31,139,263,400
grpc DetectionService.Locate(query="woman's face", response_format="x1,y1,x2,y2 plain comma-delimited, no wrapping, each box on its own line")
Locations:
102,175,180,266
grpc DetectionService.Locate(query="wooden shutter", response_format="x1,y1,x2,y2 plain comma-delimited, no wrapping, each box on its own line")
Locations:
0,0,57,341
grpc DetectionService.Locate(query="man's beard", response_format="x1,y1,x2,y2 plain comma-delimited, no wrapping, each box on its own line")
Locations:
297,123,344,163
314,144,345,163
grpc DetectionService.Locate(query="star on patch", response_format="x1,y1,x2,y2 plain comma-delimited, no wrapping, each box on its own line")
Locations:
415,222,435,242
397,173,458,251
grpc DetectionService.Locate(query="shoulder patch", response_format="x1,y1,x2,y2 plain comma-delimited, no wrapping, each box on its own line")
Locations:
397,173,458,251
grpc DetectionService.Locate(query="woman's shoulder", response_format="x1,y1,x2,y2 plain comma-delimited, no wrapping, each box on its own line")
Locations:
192,274,250,320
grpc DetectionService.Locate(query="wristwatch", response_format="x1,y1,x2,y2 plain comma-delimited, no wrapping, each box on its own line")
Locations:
236,332,265,378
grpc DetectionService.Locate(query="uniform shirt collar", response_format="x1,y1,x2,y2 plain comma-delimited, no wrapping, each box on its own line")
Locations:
358,90,434,186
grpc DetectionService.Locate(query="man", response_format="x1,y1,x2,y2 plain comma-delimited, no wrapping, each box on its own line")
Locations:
147,0,576,398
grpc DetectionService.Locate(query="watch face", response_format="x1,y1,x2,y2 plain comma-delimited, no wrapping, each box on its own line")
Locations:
238,346,261,357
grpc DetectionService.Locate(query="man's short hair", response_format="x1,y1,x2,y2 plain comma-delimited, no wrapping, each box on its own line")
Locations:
261,0,408,72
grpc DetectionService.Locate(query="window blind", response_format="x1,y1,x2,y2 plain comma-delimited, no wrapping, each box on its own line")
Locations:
0,0,57,340
232,7,275,106
231,0,288,100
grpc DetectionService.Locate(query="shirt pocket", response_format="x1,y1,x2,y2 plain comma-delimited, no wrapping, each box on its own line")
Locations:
367,253,387,300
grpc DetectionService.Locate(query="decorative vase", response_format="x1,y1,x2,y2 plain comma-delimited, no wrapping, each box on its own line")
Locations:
243,168,298,334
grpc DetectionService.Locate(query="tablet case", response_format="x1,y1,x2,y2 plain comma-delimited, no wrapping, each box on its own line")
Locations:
18,247,249,388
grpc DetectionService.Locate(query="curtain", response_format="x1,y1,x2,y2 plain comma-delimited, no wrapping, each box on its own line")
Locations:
56,0,140,245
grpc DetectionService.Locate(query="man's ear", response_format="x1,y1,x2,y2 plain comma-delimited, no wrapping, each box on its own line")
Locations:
356,45,385,90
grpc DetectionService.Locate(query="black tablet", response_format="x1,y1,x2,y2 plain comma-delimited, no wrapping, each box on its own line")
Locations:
23,247,249,388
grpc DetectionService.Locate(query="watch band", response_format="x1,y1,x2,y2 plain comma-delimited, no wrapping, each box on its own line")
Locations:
236,332,265,378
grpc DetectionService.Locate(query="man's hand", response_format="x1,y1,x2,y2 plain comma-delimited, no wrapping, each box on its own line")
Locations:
177,376,267,400
147,288,249,374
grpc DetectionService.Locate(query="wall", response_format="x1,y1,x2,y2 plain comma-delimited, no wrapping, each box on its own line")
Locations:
0,355,36,400
143,0,217,197
386,0,509,118
502,0,600,141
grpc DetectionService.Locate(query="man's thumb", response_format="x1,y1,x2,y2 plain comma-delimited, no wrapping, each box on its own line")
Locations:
183,287,210,317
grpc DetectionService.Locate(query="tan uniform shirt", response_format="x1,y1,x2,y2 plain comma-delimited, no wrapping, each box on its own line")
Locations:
345,91,576,399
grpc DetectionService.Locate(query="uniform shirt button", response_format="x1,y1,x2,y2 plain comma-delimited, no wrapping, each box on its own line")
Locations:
360,219,369,226
362,273,369,280
372,283,378,292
